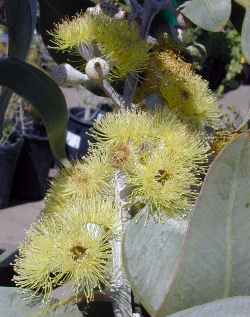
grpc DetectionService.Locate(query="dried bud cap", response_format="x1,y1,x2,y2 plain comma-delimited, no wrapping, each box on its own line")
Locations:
85,57,110,81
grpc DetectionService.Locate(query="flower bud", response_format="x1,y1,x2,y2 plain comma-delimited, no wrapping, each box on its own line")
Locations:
85,57,110,81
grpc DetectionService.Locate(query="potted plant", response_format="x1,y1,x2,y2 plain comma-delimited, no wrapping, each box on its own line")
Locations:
11,106,55,202
0,243,17,286
0,118,23,208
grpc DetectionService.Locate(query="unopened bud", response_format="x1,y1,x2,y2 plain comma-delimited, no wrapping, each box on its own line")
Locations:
85,57,110,81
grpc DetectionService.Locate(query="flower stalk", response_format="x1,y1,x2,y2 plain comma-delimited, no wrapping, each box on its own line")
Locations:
111,172,133,317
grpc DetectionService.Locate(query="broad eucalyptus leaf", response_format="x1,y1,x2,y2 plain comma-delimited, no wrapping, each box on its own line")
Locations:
161,133,250,315
0,0,37,132
168,297,250,317
123,213,188,317
0,287,82,316
124,133,250,317
181,0,231,31
241,9,250,63
6,0,37,60
0,58,68,161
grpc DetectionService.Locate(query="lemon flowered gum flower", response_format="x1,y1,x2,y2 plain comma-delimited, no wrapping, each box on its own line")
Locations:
158,51,220,128
139,50,220,129
152,110,209,171
13,219,63,302
89,109,209,218
52,225,112,302
47,197,119,234
91,110,153,147
90,110,155,170
52,14,150,78
45,153,113,215
14,207,113,304
127,148,197,218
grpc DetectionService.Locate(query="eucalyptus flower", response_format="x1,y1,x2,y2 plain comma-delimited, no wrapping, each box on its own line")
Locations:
47,196,119,234
90,110,156,170
45,153,113,215
13,218,64,302
14,199,114,304
90,110,209,218
52,13,150,78
52,225,112,302
139,50,220,129
127,148,197,218
152,110,210,171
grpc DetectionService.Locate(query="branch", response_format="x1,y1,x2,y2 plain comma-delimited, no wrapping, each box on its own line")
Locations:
111,172,133,317
122,73,138,108
101,79,127,111
50,63,117,109
79,44,130,111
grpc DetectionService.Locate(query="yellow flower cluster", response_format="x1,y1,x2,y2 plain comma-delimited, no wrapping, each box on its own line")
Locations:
138,50,220,129
13,5,224,310
45,152,113,215
14,198,117,304
91,110,209,216
14,109,211,306
52,13,150,78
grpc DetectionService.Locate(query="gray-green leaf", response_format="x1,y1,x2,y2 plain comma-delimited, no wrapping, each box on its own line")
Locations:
122,213,188,316
0,287,82,317
181,0,231,31
168,297,250,317
160,133,250,315
241,9,250,63
123,133,250,317
0,58,68,161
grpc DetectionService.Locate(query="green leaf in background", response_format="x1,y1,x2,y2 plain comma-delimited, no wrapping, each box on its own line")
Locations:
168,297,250,317
0,0,37,133
241,9,250,63
181,0,231,31
124,133,250,317
0,58,68,161
6,0,37,59
123,213,188,317
0,287,82,317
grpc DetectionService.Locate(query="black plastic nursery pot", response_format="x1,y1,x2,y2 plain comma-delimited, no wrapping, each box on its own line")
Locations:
77,293,150,317
11,124,54,202
0,243,17,286
66,105,112,161
0,135,23,209
78,300,114,317
66,107,93,161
